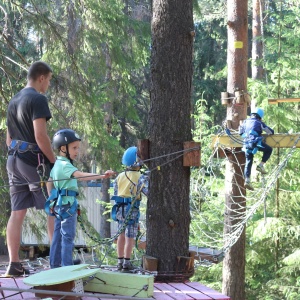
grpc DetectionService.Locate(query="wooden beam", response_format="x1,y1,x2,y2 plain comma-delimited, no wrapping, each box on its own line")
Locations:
183,141,201,167
268,98,300,104
212,133,300,148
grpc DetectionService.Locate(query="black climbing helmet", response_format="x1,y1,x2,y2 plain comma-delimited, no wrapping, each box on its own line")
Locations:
52,129,81,149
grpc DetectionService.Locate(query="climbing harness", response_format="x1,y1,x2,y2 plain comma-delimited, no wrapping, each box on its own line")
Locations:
8,140,41,154
111,195,140,225
45,188,79,220
241,130,264,154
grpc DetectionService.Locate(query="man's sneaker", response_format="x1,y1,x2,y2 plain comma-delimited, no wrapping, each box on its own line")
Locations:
117,262,123,270
5,262,30,276
244,180,254,191
122,261,135,272
256,164,267,174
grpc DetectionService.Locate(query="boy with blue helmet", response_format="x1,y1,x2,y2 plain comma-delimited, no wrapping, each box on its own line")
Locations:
112,146,148,271
239,108,274,190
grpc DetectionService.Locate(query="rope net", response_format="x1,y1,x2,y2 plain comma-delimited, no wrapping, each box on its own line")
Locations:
189,130,300,265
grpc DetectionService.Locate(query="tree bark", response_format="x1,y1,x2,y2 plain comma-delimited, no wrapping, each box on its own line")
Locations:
222,153,246,299
147,0,194,282
100,177,111,238
223,0,248,299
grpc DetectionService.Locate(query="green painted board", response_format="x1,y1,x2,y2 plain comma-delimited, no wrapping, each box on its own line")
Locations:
23,264,100,286
84,269,154,298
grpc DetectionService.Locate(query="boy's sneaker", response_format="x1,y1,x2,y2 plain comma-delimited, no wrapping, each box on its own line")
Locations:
117,262,123,270
5,262,30,276
256,164,267,174
244,179,254,191
122,261,135,272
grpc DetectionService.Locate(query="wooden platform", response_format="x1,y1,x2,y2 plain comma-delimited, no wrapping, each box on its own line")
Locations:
212,133,300,148
0,276,230,300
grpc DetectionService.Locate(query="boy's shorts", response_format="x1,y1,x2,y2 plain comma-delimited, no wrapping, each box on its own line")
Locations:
116,207,139,238
7,155,50,211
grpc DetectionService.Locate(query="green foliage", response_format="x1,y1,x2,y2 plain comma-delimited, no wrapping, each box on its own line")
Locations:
0,0,151,253
190,2,300,298
2,0,300,298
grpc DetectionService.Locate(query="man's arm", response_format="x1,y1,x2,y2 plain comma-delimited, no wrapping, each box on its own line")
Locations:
33,118,56,163
6,129,12,147
46,177,54,195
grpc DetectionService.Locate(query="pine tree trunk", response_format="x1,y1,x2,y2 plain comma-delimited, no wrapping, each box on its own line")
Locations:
252,0,264,80
100,178,111,238
223,0,248,299
147,0,193,282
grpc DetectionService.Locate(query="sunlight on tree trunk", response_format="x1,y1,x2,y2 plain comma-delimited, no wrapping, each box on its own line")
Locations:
223,0,248,299
252,0,264,80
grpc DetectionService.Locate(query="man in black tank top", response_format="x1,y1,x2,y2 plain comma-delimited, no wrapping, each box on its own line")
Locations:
5,61,56,276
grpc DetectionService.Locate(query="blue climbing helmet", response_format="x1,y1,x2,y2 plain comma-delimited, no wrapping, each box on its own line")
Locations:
122,146,140,167
251,107,264,119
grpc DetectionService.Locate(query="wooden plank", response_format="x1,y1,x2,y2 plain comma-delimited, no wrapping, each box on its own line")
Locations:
268,98,300,104
84,269,154,298
0,276,231,300
154,283,193,300
185,282,230,300
168,283,212,300
0,278,26,299
212,133,300,148
183,142,201,167
153,286,176,300
15,279,39,299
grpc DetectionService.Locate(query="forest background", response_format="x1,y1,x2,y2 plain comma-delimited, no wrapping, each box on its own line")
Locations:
0,0,300,299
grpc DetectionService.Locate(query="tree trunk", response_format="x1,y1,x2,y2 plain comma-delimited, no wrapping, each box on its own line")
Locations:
147,0,193,282
100,178,111,238
222,153,246,299
252,0,264,80
223,0,248,299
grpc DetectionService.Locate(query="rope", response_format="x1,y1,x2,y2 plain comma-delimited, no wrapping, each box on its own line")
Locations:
1,146,200,190
77,196,139,246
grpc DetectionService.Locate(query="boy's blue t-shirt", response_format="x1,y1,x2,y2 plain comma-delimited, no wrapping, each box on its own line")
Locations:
50,156,78,205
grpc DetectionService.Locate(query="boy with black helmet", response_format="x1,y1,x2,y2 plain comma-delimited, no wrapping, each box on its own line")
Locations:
239,108,274,190
112,146,149,271
46,128,115,268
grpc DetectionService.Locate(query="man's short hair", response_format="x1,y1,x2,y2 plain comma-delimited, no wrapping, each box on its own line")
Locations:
27,61,52,81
